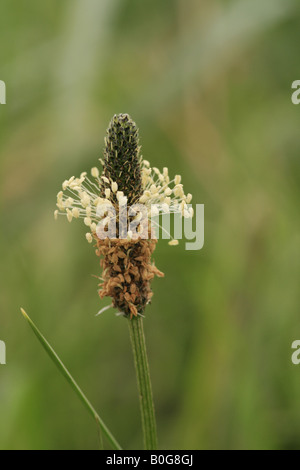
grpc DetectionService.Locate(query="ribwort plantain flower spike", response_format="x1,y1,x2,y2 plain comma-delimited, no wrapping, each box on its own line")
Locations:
55,113,193,318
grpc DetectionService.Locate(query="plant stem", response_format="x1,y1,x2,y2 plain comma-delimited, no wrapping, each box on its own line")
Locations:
128,315,158,450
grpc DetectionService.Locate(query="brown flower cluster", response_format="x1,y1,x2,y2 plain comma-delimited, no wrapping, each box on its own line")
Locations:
96,233,164,318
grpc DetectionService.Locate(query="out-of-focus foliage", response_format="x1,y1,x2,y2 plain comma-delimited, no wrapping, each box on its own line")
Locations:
0,0,300,450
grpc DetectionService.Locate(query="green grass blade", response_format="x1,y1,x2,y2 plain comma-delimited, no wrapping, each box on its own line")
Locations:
20,308,122,450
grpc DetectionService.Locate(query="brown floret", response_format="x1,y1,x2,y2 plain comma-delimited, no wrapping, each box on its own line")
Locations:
95,232,164,318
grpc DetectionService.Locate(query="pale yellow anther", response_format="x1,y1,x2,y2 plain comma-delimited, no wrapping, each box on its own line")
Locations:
181,201,187,215
174,185,184,198
66,209,73,223
140,194,148,203
62,180,69,191
101,176,110,184
186,193,192,203
90,223,97,233
105,188,111,199
164,187,172,196
81,193,90,208
86,233,93,243
143,160,150,167
72,208,80,218
93,197,102,206
84,217,92,227
161,203,170,213
119,196,127,206
69,178,80,190
65,197,74,207
102,198,113,206
56,201,64,211
150,205,159,217
86,206,92,217
142,168,151,177
168,239,179,246
111,182,118,193
175,175,181,185
91,167,99,178
54,210,59,220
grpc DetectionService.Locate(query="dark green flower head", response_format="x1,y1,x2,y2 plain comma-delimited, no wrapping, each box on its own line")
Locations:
101,113,143,206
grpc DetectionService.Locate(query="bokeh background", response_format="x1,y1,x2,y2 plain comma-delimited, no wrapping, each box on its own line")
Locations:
0,0,300,450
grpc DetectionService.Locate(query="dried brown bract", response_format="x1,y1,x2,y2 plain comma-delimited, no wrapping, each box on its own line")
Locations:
96,231,164,318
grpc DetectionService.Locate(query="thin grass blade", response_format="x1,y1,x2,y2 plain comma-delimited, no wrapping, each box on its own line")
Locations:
20,308,122,450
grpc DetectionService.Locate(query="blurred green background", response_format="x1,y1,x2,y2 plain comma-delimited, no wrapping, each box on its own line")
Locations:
1,0,300,450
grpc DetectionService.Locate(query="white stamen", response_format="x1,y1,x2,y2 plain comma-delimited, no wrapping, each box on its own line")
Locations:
168,239,179,246
66,209,73,223
91,167,99,178
95,304,113,316
72,208,80,218
84,217,92,226
86,233,93,243
111,181,118,193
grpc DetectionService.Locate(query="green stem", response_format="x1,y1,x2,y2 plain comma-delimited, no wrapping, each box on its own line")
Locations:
128,316,158,450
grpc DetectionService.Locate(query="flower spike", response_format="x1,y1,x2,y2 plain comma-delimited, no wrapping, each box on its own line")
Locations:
55,114,193,318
